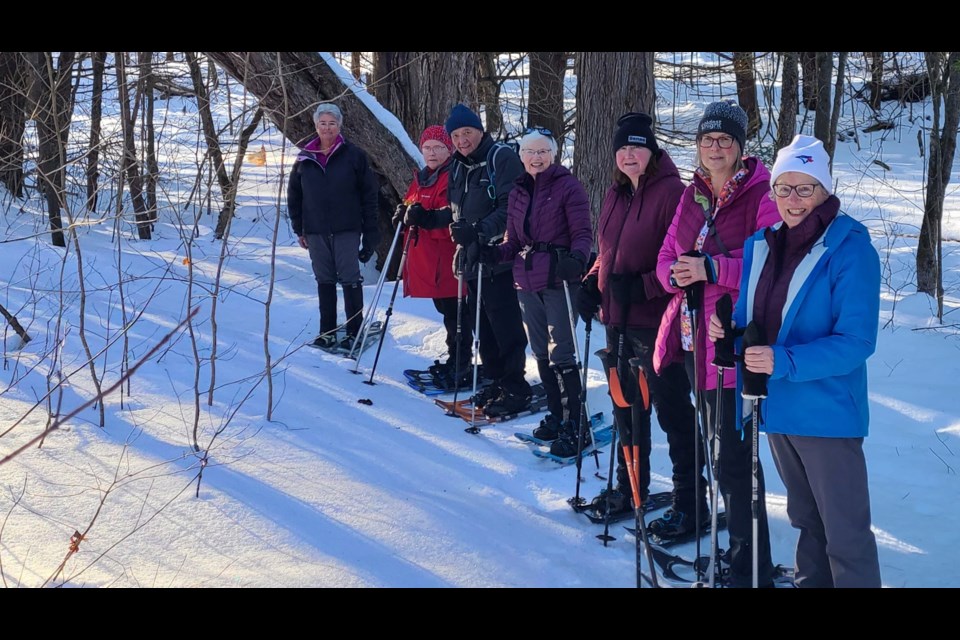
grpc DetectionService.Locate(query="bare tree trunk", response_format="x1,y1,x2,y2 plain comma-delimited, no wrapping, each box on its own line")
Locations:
27,51,76,248
528,52,567,160
372,51,417,139
185,52,238,239
825,52,848,164
477,52,503,138
801,51,818,110
373,51,479,143
813,52,833,143
115,52,153,240
0,52,27,198
573,51,655,225
139,52,159,215
86,52,105,212
777,52,799,150
733,52,761,139
867,51,884,110
414,52,477,132
917,51,960,315
350,52,362,81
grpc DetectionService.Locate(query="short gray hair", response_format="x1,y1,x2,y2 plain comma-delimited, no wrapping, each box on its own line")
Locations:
313,103,343,126
519,131,558,158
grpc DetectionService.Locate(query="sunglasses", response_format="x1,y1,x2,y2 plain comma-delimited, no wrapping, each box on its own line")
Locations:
524,126,554,138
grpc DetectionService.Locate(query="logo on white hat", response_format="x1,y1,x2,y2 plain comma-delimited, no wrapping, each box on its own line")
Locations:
796,155,814,164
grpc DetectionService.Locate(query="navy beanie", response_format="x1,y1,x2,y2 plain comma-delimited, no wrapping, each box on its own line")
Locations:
697,100,748,152
612,112,659,154
445,104,483,134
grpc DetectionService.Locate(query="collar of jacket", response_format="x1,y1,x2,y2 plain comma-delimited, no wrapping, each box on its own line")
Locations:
417,156,453,186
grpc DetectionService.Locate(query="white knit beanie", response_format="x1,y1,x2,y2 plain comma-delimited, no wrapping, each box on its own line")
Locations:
770,134,833,195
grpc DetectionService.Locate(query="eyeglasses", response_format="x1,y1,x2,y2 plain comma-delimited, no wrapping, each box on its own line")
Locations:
772,183,819,198
421,145,449,154
698,135,735,149
521,148,553,157
524,126,553,137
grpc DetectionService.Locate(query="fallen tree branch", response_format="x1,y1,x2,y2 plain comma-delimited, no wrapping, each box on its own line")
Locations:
0,302,31,344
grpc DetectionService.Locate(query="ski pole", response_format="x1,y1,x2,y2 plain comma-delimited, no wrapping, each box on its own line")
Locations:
348,221,404,365
363,228,415,385
684,280,707,583
596,423,618,546
623,441,658,588
707,293,736,588
465,261,484,434
740,320,768,590
707,367,724,588
447,252,467,416
562,281,599,512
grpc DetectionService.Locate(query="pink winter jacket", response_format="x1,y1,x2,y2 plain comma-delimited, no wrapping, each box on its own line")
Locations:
654,157,780,390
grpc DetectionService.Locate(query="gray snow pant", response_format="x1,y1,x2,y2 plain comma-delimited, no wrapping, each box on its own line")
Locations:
306,231,364,335
517,287,577,367
768,433,882,588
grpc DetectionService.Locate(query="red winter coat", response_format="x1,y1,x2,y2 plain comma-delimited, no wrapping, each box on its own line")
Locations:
401,162,459,299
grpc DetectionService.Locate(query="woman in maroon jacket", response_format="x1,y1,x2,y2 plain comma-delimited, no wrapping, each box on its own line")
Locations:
482,128,592,455
393,126,471,384
576,113,696,519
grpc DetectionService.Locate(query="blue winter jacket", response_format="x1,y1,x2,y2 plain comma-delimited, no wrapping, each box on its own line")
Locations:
735,214,880,437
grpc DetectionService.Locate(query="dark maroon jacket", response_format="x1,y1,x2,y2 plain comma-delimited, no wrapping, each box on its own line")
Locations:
586,151,685,329
499,164,593,292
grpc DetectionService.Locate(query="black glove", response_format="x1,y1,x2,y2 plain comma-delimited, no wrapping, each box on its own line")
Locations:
404,203,430,228
359,235,376,263
609,273,646,307
392,203,408,227
712,293,737,368
740,321,769,399
449,219,479,247
576,273,601,322
477,244,499,266
556,250,586,282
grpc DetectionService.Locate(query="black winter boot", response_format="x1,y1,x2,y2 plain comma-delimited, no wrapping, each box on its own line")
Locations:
318,283,338,335
342,282,364,339
532,413,562,441
557,364,583,424
549,419,592,457
537,358,564,419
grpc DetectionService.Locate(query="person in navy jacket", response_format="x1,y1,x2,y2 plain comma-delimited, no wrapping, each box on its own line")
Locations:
289,102,379,348
709,134,882,588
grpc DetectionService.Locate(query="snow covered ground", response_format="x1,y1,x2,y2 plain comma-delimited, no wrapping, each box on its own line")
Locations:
0,54,958,587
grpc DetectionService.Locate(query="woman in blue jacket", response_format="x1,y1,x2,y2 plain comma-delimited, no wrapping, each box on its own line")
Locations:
709,135,882,588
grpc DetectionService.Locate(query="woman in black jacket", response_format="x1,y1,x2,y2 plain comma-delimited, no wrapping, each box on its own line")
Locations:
289,102,380,348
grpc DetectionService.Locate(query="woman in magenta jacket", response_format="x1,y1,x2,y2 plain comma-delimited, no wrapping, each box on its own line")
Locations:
654,101,780,587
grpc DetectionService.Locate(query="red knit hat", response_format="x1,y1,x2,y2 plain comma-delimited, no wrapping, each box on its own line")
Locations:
419,125,454,153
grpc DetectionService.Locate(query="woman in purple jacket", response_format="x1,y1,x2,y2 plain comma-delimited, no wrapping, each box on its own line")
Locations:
575,113,696,520
482,128,593,456
654,101,780,587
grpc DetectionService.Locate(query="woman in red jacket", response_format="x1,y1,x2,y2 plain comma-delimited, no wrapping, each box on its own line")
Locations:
394,126,471,384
